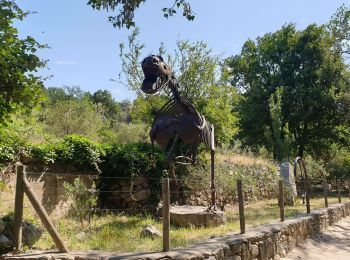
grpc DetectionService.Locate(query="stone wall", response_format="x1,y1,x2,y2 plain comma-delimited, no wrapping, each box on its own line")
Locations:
99,175,152,209
111,202,350,260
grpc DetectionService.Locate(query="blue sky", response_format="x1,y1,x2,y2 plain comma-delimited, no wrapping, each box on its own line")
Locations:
15,0,348,101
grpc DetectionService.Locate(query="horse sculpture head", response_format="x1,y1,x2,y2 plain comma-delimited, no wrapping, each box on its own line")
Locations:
141,55,173,94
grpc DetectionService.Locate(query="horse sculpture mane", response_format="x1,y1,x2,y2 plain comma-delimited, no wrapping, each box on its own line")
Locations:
141,55,217,210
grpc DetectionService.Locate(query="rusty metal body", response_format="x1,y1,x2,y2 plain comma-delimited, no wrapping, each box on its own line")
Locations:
141,55,216,209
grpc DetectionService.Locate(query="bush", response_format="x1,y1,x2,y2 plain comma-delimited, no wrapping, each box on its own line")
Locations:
29,134,103,172
64,178,98,229
99,143,166,205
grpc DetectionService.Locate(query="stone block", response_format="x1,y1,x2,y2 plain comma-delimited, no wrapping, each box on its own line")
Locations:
169,205,225,227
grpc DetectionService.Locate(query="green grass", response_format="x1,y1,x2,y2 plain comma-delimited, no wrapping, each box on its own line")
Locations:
31,196,348,253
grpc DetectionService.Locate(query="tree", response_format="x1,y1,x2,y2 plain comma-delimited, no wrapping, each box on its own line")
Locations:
0,1,46,124
328,4,350,56
44,98,104,141
227,23,349,157
119,28,239,144
87,0,194,29
91,89,122,121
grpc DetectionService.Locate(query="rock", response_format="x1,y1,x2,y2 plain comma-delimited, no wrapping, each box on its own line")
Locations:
169,205,225,227
76,231,87,242
140,225,161,239
133,189,150,201
0,235,11,250
22,222,43,246
133,175,146,186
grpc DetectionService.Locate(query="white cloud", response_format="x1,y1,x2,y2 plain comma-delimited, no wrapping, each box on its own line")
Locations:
54,60,77,65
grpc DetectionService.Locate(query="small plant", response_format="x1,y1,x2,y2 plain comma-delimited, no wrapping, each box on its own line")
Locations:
64,178,97,229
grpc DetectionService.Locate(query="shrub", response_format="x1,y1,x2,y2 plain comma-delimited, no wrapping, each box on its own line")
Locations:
64,178,98,229
29,135,103,172
99,143,166,205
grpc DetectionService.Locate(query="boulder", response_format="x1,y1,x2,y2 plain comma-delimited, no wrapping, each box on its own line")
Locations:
140,225,161,239
22,222,43,246
0,235,11,252
132,189,150,201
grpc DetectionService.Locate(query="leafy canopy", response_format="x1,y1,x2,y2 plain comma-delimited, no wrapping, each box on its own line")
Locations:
227,23,349,157
0,0,46,124
87,0,194,29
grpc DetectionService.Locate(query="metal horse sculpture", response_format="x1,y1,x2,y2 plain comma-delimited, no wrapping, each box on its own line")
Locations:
141,55,217,210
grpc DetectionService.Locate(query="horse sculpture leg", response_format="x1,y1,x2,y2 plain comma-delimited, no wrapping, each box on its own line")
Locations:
209,149,217,211
209,125,217,211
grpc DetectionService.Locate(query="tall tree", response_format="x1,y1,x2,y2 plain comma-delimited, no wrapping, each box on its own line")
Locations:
0,1,46,124
227,23,349,157
91,89,122,121
87,0,194,29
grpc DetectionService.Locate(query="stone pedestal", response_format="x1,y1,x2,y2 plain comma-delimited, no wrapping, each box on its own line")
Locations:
169,205,225,227
279,162,297,205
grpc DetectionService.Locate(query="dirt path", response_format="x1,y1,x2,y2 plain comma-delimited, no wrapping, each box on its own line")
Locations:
283,216,350,260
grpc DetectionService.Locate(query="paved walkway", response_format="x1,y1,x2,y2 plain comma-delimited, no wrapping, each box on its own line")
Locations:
283,216,350,260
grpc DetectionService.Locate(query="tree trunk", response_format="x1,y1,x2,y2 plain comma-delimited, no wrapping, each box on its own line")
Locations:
298,144,304,157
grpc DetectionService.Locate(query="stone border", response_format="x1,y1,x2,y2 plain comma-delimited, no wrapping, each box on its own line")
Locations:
111,202,350,260
2,202,350,260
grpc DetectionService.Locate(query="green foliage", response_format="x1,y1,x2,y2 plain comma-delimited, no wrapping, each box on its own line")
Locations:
325,144,350,179
64,178,98,229
99,122,149,144
44,98,104,141
228,23,349,156
302,155,328,182
100,143,165,179
87,0,194,29
30,135,103,172
328,4,350,54
0,123,23,162
99,143,166,204
265,87,292,161
91,89,122,122
130,95,167,125
0,1,46,123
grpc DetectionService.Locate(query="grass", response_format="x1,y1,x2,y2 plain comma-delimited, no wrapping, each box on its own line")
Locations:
31,196,348,253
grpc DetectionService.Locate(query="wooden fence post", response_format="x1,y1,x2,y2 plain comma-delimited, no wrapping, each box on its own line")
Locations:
162,178,170,252
237,180,245,234
278,180,285,222
323,179,328,208
337,179,341,203
22,172,69,253
13,164,24,251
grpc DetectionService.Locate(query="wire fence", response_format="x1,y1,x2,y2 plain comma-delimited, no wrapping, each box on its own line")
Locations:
4,164,350,253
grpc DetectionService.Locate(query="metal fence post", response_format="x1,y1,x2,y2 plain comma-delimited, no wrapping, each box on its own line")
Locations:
237,180,245,234
305,179,310,214
162,178,170,251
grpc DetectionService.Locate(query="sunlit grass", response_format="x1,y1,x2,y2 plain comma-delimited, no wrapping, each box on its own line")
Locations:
31,196,348,253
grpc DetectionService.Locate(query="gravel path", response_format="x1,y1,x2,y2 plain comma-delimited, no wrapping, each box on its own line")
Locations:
283,216,350,260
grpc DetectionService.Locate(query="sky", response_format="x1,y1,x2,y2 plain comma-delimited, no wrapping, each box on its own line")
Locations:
15,0,349,101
